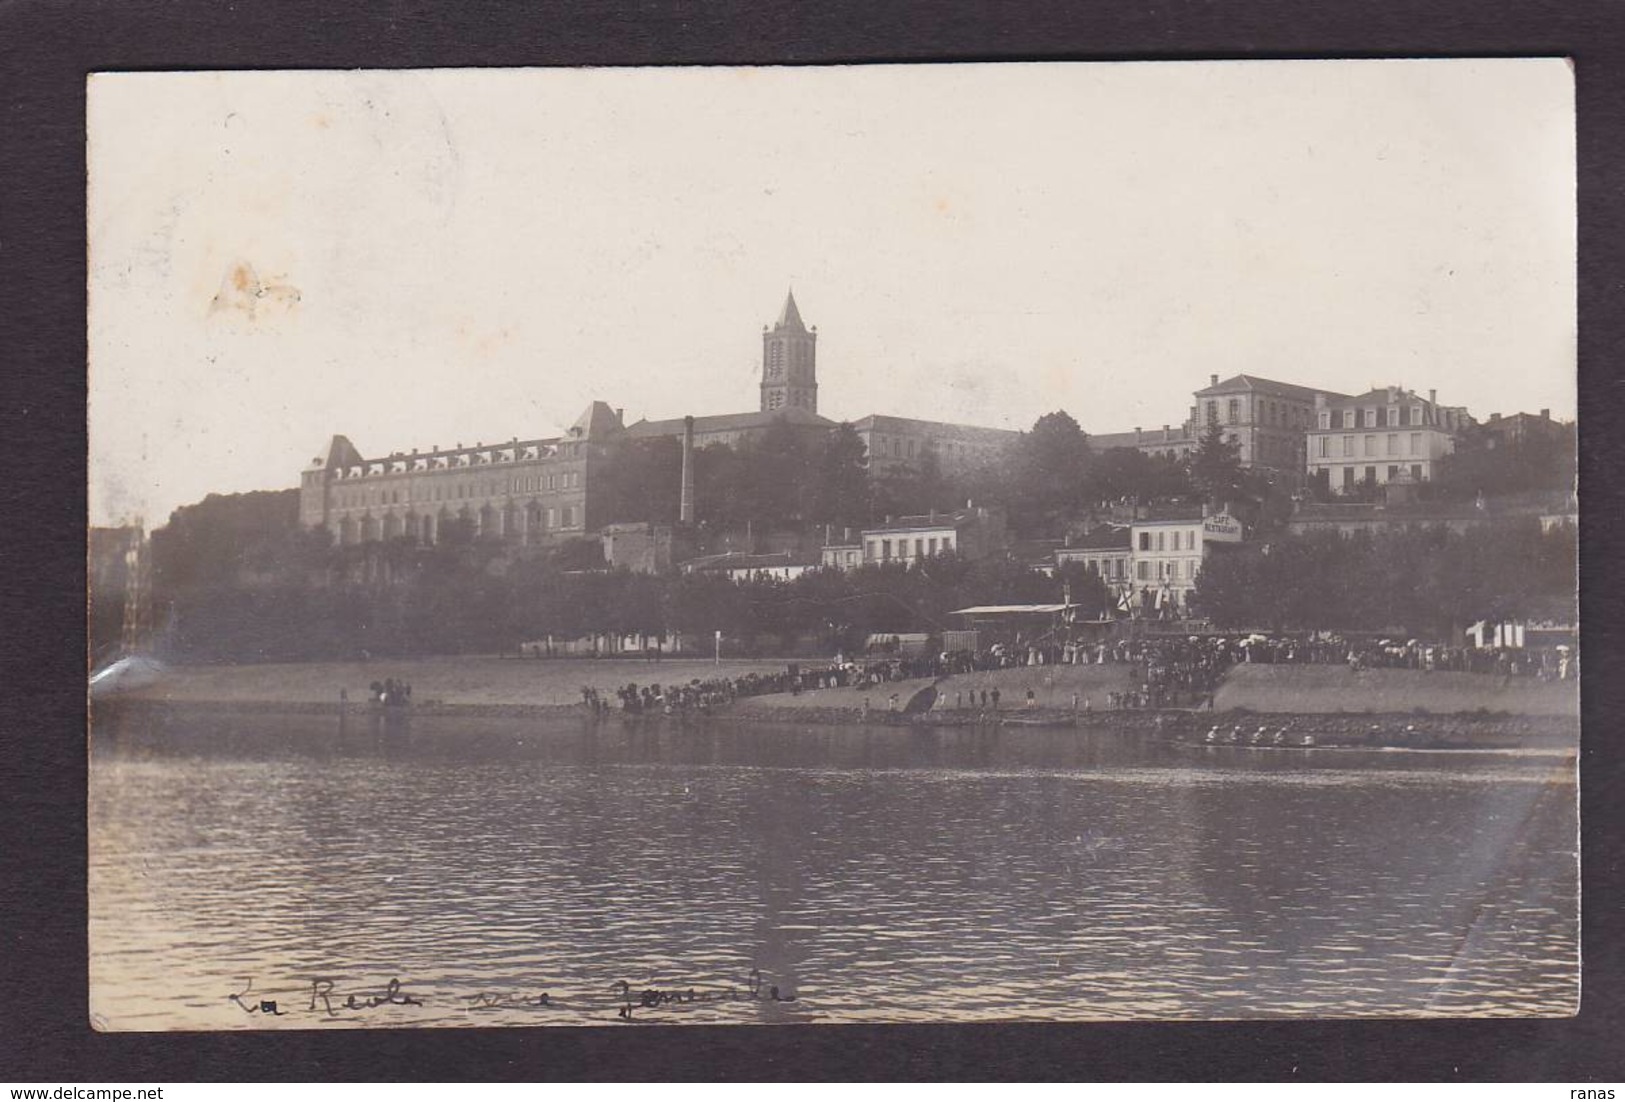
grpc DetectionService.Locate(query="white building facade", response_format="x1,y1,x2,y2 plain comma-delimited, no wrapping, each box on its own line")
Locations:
1306,386,1472,493
1127,513,1243,613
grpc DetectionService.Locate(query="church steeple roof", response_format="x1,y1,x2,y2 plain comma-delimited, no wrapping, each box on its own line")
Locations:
775,289,806,331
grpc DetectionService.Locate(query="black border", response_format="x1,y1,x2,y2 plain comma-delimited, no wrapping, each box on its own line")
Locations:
4,0,1622,1082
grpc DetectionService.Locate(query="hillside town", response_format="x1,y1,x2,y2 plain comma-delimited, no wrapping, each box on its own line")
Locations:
92,292,1577,672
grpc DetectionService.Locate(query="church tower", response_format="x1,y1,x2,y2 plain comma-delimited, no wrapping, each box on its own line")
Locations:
760,290,817,414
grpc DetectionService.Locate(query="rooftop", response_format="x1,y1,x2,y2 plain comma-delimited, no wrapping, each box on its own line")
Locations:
773,289,807,332
1195,373,1344,402
683,550,821,572
851,413,1020,443
625,406,835,438
949,604,1073,616
865,508,991,533
1062,525,1132,550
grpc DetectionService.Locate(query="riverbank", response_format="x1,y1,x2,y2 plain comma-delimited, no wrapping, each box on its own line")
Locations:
116,654,794,709
102,655,1579,743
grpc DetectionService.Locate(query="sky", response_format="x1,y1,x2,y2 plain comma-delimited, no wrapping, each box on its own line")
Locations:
87,60,1575,528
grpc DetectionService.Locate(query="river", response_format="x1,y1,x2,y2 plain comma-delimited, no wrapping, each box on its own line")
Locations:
88,708,1578,1029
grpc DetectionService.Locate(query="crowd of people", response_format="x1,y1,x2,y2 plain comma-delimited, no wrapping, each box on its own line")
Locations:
586,655,947,717
570,630,1575,718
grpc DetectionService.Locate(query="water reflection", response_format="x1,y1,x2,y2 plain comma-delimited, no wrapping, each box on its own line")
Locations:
89,709,1577,1029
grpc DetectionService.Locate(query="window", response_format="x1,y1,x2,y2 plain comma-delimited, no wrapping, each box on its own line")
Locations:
881,540,891,561
928,537,937,555
561,506,574,527
1139,532,1151,551
1387,433,1398,456
1318,436,1330,458
1343,467,1354,489
1412,464,1424,482
1410,432,1422,455
1206,401,1217,423
1156,532,1165,551
1364,466,1376,484
1228,398,1239,423
1343,435,1355,457
914,538,924,558
1137,561,1151,581
1364,435,1376,457
1319,412,1330,430
1387,465,1399,481
906,440,915,458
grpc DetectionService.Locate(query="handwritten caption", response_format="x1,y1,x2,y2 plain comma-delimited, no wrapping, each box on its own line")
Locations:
225,968,794,1022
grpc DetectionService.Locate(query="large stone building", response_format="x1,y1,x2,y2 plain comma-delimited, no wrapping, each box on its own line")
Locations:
299,401,624,546
1305,386,1471,494
853,414,1019,480
1474,408,1572,451
1090,373,1348,476
296,291,1051,548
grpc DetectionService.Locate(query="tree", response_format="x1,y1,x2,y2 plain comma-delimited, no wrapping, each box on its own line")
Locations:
597,436,683,525
1086,447,1196,506
1187,420,1244,511
808,422,871,531
1434,422,1577,502
1006,410,1093,536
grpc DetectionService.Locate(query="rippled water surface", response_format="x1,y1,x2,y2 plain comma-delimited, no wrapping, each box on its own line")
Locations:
89,711,1577,1029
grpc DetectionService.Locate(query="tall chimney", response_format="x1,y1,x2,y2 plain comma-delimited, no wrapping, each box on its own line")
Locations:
1541,408,1551,420
679,415,696,524
1428,389,1436,405
1210,374,1219,387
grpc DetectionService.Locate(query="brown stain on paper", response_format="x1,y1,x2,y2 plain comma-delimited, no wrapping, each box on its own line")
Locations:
210,261,302,320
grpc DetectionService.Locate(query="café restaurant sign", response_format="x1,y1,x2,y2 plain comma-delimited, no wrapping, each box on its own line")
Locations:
1202,514,1244,543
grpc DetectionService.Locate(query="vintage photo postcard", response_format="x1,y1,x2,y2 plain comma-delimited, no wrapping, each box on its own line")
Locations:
87,60,1577,1030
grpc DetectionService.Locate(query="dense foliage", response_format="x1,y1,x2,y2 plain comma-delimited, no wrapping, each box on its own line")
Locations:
1191,519,1577,636
149,526,1107,662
